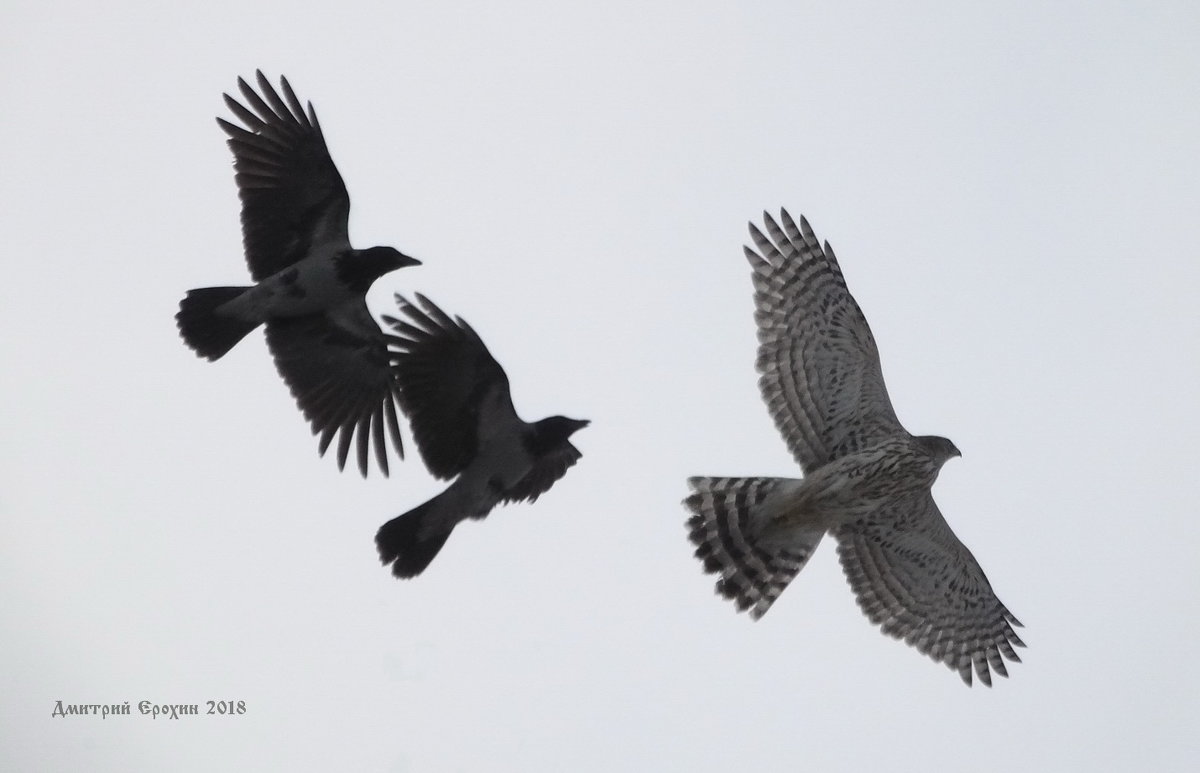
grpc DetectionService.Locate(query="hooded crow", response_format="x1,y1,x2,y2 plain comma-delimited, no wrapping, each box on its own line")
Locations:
376,294,588,578
176,71,420,476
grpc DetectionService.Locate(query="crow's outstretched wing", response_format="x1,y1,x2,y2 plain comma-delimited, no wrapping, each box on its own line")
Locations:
384,293,516,480
218,71,351,280
265,302,402,477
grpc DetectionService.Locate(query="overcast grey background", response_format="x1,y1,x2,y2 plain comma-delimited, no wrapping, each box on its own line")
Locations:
3,1,1198,770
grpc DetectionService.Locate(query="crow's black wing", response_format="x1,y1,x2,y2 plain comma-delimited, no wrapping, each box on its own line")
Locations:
265,302,402,477
217,71,351,281
384,293,516,480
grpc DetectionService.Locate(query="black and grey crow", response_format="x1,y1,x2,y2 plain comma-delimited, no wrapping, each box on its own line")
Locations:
376,294,588,578
176,71,419,476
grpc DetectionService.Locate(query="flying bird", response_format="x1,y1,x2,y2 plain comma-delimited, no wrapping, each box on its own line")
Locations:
376,293,588,578
176,71,420,476
685,210,1023,686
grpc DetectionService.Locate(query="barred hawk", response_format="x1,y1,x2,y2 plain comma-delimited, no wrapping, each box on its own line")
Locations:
685,210,1023,686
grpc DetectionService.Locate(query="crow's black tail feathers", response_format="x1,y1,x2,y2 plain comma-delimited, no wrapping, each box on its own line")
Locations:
376,499,453,579
176,286,257,360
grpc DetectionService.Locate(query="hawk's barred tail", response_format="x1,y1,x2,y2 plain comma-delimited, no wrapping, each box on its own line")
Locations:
176,286,258,361
376,499,454,579
684,476,822,619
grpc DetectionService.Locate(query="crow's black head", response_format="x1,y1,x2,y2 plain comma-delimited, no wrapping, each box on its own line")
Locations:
527,416,589,456
338,246,421,292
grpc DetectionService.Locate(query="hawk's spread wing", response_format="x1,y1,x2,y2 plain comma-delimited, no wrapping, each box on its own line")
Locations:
502,442,582,504
383,293,516,480
834,491,1024,686
218,71,351,281
746,211,905,473
265,303,403,477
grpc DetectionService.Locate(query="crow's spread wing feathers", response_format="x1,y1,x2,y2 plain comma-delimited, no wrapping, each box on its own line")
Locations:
384,293,516,480
265,302,402,476
218,70,351,280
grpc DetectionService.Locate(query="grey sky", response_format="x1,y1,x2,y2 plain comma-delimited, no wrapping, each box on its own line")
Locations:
3,1,1198,770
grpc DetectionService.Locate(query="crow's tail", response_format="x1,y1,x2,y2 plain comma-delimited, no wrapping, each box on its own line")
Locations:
176,286,257,361
376,496,455,579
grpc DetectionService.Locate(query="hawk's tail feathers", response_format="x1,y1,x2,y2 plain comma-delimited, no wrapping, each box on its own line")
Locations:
684,476,823,619
176,286,257,361
376,497,454,579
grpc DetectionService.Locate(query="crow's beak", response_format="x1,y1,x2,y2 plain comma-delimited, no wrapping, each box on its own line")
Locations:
399,253,422,267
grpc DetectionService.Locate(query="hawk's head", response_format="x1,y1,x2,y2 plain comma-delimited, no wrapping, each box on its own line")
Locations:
916,435,961,463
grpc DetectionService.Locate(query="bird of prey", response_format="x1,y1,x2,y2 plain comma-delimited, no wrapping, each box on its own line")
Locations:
176,71,420,476
376,294,589,578
685,210,1023,686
